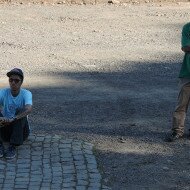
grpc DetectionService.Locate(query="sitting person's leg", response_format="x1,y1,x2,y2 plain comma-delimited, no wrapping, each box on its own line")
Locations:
0,113,12,157
0,112,12,143
10,117,29,146
6,117,29,159
0,111,30,159
23,117,30,141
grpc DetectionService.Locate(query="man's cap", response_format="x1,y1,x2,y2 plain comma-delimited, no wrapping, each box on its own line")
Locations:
6,68,24,80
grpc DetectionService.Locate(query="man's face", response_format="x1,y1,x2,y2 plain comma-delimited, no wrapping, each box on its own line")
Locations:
9,74,22,92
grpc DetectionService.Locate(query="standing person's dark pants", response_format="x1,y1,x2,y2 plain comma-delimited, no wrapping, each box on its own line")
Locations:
0,113,30,146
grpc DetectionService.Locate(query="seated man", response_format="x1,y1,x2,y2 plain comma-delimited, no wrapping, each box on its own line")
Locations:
0,68,32,159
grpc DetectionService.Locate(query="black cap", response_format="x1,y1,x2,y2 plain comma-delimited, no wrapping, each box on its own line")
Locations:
7,68,24,80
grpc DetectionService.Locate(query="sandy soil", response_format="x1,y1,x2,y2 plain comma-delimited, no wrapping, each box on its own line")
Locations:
1,2,190,189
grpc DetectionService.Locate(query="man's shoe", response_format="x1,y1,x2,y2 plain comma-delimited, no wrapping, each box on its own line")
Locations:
5,145,16,159
165,132,183,142
0,144,4,158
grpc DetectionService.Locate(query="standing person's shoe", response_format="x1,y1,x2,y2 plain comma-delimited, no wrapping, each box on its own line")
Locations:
5,145,16,159
165,132,183,142
0,144,4,158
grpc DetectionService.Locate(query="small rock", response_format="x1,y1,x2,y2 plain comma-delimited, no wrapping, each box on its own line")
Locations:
57,1,65,4
167,159,174,164
108,0,120,4
156,13,161,17
132,1,139,4
122,3,128,6
118,137,126,143
104,178,109,183
163,167,169,171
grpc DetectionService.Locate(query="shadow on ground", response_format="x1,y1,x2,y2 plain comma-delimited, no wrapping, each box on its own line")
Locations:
26,58,190,189
29,59,183,141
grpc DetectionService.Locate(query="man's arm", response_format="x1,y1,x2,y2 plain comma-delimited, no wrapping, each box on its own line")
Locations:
0,104,32,125
14,104,32,121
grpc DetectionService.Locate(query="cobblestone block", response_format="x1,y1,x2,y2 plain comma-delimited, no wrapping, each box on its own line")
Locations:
76,186,86,190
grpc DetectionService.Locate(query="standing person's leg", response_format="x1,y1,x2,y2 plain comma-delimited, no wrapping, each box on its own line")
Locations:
170,83,190,141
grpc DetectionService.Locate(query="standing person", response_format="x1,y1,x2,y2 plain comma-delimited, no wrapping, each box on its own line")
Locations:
0,68,32,158
167,22,190,142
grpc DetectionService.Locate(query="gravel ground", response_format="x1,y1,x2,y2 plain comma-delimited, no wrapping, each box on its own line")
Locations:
1,3,190,189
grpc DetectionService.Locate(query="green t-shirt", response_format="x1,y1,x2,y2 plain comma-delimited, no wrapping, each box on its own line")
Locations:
179,22,190,78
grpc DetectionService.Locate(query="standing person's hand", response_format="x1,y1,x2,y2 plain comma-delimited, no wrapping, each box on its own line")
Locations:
182,46,190,53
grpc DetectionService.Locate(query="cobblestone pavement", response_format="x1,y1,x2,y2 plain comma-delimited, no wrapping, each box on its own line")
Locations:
0,134,111,190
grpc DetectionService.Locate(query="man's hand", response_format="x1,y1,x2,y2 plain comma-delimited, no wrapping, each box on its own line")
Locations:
0,117,14,126
182,46,190,53
0,117,5,126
